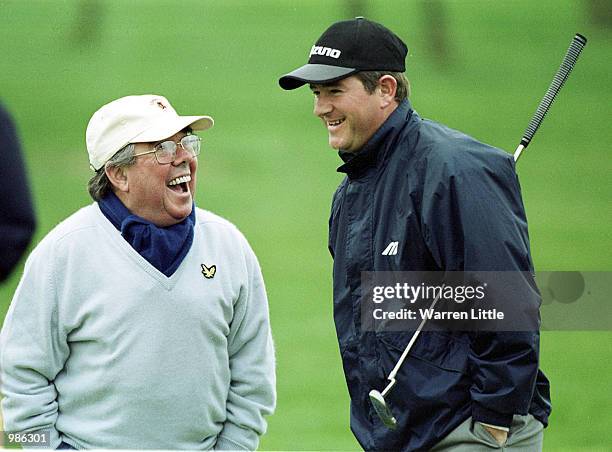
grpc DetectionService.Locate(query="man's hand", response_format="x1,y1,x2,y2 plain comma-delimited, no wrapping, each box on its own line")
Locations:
482,424,508,445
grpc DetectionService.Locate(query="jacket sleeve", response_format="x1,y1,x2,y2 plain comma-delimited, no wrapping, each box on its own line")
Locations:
420,147,540,428
328,178,347,259
0,239,67,448
215,236,276,450
0,103,36,282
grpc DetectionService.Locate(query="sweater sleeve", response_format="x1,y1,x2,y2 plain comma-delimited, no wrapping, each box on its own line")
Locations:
215,237,276,450
421,148,540,428
0,239,68,448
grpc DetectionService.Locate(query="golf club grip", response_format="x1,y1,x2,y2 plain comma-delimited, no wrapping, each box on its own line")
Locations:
520,33,587,148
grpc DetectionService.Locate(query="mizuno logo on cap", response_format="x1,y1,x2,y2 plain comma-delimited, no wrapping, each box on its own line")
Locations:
310,45,341,59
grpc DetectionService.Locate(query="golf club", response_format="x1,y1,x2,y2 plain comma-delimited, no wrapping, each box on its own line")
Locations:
369,33,587,429
369,288,442,429
514,33,587,162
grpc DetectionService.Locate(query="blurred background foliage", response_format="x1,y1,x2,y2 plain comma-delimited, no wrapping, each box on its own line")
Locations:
0,1,610,450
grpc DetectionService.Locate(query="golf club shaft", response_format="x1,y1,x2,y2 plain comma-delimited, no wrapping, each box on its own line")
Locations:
514,33,587,162
382,287,444,396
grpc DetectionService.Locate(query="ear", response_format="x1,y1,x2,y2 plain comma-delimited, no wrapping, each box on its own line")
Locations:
105,164,129,193
378,75,397,108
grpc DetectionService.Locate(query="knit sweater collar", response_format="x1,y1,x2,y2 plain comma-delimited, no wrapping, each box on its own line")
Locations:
98,191,195,277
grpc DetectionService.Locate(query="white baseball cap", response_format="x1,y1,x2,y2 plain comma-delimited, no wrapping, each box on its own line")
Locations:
86,94,214,171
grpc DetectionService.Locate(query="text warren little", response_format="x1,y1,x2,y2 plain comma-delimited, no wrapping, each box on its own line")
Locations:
373,308,504,320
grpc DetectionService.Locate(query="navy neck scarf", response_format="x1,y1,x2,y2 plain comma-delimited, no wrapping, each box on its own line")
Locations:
99,191,195,277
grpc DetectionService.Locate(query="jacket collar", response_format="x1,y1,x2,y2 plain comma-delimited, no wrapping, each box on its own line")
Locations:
336,99,413,177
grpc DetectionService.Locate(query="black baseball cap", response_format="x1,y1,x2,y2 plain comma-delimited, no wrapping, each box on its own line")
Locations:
279,17,408,90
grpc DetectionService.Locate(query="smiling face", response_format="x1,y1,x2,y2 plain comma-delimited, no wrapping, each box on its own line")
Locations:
310,75,397,153
109,130,198,227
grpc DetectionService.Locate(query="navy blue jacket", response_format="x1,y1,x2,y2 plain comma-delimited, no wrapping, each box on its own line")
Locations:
0,103,36,282
328,100,551,451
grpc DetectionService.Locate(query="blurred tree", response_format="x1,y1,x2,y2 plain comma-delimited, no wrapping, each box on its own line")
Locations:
70,0,104,46
421,0,453,68
346,0,367,18
587,0,612,26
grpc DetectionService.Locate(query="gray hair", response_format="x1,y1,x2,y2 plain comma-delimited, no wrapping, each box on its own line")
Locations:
87,144,136,201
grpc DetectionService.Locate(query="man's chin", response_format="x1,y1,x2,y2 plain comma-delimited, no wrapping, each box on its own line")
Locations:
164,202,193,225
176,205,193,221
328,137,343,150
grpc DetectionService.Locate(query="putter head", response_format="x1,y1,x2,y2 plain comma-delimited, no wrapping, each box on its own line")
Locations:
369,389,397,429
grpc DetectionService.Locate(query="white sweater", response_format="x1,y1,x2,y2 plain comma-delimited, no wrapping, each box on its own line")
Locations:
0,204,276,450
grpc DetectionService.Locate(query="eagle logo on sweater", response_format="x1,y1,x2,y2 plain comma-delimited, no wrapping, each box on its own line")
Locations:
201,264,216,279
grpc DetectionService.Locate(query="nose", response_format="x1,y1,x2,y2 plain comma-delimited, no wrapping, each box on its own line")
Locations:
171,144,192,166
313,95,333,118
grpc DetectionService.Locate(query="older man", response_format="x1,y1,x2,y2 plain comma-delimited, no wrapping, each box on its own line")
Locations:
0,95,276,450
279,18,550,451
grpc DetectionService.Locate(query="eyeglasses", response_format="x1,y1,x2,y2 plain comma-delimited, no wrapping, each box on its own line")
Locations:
133,135,201,164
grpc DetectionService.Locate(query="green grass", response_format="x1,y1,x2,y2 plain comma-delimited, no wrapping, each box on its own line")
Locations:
0,1,610,450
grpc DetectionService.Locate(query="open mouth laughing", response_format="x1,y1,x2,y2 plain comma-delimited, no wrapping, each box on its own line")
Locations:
327,118,346,129
167,174,191,194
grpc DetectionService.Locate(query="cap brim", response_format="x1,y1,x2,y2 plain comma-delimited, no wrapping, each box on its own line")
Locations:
130,115,214,143
279,64,358,90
